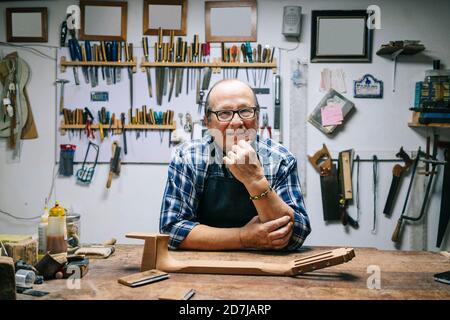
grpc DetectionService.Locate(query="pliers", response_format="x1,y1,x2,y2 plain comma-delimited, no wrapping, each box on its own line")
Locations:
260,113,272,139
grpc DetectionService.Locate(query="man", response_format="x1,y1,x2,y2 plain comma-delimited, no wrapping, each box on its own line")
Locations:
160,79,310,250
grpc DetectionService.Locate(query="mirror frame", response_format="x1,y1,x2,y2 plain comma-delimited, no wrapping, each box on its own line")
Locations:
6,7,48,43
143,0,187,36
79,0,128,41
310,10,373,63
205,0,257,42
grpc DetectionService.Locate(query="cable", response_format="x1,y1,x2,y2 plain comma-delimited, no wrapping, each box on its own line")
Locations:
0,41,57,61
0,163,58,222
46,162,59,206
278,37,301,52
0,209,41,221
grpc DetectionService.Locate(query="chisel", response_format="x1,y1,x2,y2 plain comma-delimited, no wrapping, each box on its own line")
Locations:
121,113,127,155
142,36,153,98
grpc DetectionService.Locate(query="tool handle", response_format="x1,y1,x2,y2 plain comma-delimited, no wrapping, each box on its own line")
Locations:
128,43,133,62
59,94,64,115
84,107,94,121
169,30,175,52
257,44,262,62
68,39,77,61
121,113,128,155
270,46,276,63
157,27,163,48
205,42,210,60
112,41,118,62
391,219,403,242
106,42,113,62
106,171,113,189
85,41,92,61
245,42,253,62
73,40,82,61
143,36,149,56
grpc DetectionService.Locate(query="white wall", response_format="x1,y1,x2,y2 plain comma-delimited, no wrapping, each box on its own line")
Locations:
1,0,449,251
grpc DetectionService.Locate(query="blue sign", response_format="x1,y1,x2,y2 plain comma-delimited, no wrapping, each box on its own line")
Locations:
90,91,109,102
354,74,383,98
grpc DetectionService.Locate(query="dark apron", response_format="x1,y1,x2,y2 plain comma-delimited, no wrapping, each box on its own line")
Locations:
197,152,258,228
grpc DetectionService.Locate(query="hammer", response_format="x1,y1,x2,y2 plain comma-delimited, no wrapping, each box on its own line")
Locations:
55,79,69,115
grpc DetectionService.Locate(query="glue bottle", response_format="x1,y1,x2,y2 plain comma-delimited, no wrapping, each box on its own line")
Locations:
46,201,67,254
38,203,49,256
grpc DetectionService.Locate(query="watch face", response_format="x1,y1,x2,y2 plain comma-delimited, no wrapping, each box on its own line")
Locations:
434,271,450,284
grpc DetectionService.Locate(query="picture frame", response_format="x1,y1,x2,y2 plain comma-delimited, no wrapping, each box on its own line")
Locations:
310,10,373,63
205,0,257,42
6,7,48,43
308,89,356,135
79,0,128,41
354,74,383,98
143,0,187,36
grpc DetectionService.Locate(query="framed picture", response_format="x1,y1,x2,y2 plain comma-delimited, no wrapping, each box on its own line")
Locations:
205,0,257,42
143,0,187,36
6,7,48,43
80,0,128,41
310,10,373,63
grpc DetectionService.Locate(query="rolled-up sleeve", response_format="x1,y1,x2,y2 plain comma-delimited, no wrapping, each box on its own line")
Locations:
272,156,311,250
159,148,200,249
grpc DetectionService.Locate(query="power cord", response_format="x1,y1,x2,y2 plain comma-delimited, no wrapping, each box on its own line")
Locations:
0,163,58,222
0,41,57,61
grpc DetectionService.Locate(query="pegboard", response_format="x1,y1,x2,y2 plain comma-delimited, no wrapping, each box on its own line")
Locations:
55,45,276,164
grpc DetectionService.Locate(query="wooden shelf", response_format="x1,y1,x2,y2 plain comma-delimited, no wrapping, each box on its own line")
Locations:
59,120,176,135
140,58,277,74
408,112,450,128
60,56,138,73
376,44,425,56
408,122,450,128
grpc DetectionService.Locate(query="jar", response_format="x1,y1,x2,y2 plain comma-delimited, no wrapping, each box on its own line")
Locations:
66,213,81,248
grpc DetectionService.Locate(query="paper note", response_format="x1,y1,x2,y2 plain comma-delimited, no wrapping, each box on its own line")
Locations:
321,104,343,126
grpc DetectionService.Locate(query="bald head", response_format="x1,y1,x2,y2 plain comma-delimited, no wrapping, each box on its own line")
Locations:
204,79,259,116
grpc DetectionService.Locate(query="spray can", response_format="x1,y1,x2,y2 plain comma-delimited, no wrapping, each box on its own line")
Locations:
46,201,67,254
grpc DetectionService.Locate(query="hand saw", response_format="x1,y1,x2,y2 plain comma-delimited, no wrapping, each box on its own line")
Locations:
308,144,341,221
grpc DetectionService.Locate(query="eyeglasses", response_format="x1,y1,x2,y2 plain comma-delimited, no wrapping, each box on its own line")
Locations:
208,107,258,122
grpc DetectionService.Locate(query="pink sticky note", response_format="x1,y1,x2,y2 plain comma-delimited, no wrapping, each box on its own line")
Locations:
321,105,343,126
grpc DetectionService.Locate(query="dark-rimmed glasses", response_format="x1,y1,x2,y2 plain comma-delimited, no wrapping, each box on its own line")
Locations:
208,107,258,122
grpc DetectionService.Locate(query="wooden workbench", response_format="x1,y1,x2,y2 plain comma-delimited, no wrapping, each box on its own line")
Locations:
19,245,450,300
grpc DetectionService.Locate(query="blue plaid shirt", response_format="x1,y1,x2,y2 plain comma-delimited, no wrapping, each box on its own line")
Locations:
160,135,311,250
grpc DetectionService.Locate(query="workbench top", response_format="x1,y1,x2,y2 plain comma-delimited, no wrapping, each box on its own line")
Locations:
20,245,450,300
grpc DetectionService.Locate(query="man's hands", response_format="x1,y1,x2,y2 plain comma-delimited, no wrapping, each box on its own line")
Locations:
223,140,265,187
225,140,295,250
239,215,293,250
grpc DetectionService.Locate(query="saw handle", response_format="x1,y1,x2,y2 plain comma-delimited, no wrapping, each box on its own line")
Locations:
391,219,403,242
308,143,332,175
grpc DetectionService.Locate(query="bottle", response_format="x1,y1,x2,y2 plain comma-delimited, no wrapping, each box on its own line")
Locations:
46,201,67,254
38,205,49,255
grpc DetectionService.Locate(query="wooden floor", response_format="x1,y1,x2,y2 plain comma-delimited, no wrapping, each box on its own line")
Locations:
20,245,450,300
